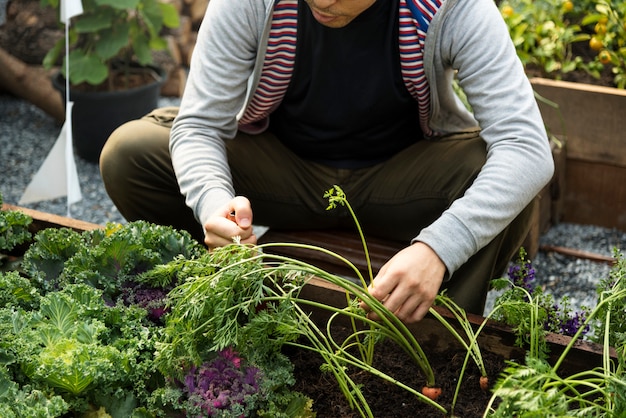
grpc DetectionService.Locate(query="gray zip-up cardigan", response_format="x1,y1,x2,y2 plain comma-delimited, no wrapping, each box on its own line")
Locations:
170,0,555,276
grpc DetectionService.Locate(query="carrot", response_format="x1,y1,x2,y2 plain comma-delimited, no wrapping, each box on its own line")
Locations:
422,386,442,401
480,375,489,391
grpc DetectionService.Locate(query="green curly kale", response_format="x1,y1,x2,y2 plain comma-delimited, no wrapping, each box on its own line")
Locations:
22,221,204,298
0,283,162,416
0,193,32,252
0,271,40,310
0,366,69,418
21,227,97,293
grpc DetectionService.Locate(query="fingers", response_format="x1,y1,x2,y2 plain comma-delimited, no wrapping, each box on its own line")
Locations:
229,196,253,228
360,243,446,324
203,197,257,249
363,278,436,323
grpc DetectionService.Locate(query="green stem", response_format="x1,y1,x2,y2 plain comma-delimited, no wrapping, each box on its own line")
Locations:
254,253,437,385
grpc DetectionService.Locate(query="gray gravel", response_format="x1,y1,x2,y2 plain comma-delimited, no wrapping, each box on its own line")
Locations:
2,93,626,316
484,226,625,315
1,93,179,225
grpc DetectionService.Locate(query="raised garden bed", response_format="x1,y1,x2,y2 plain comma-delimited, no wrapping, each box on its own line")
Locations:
1,202,620,417
530,77,626,232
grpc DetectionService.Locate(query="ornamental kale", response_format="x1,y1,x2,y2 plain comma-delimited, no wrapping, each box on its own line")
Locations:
19,285,132,395
0,282,163,416
121,284,170,323
58,221,205,300
21,227,98,293
0,194,32,253
182,347,262,417
0,366,69,418
154,244,315,417
22,220,204,302
1,212,318,417
0,270,40,310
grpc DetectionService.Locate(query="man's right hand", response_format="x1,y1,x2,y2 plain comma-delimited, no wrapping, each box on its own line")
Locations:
203,196,257,250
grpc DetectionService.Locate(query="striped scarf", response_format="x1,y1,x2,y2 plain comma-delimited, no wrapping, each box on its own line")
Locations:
239,0,443,136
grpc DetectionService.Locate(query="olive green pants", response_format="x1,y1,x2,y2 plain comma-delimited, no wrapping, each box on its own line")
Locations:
100,107,535,314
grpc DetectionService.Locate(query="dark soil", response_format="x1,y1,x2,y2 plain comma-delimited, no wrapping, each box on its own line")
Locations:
287,326,505,418
70,67,163,93
525,64,616,88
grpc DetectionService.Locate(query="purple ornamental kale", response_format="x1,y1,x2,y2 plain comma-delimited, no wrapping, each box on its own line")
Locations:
121,285,170,322
183,347,262,416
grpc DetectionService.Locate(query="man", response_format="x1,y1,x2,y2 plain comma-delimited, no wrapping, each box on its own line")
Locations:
100,0,554,322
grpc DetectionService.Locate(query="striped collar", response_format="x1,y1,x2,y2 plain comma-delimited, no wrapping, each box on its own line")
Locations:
239,0,443,136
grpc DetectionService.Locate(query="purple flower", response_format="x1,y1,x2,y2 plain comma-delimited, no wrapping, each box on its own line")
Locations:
543,303,590,337
507,261,536,292
560,311,590,336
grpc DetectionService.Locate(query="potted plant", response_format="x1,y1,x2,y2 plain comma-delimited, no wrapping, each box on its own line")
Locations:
498,0,626,233
40,0,180,162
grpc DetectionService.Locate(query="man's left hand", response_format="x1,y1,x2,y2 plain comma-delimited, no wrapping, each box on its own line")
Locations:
361,242,446,323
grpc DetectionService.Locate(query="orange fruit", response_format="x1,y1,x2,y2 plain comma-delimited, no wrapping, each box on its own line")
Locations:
595,23,607,34
598,50,612,64
562,1,574,12
501,5,514,17
589,37,604,51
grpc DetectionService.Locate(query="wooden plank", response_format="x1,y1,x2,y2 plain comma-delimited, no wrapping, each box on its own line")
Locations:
540,245,616,265
561,160,626,230
2,204,103,234
531,78,626,167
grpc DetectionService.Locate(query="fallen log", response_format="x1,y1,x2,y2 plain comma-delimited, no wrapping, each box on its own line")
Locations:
0,46,64,122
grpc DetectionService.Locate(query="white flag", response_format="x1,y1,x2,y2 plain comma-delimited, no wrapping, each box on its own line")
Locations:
18,0,84,216
60,0,83,24
19,102,83,215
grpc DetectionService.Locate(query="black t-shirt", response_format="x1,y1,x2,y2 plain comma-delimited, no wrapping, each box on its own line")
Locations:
269,0,423,168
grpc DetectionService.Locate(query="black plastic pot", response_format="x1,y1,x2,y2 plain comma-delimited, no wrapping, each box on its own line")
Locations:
52,67,164,163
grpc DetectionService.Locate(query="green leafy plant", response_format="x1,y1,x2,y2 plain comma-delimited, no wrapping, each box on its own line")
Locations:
0,219,210,416
500,0,626,89
490,248,553,359
11,188,626,416
499,0,589,77
0,186,502,416
40,0,180,89
22,220,204,298
0,280,163,415
0,194,32,253
485,249,626,416
581,0,626,88
0,212,317,417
